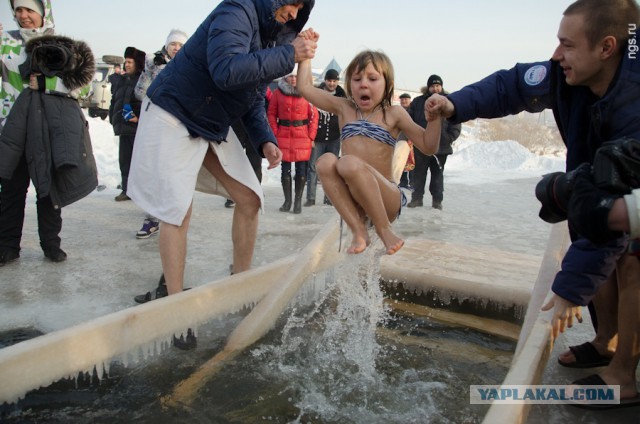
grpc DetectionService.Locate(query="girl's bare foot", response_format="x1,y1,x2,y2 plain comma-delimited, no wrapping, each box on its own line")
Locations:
347,233,370,254
379,228,404,255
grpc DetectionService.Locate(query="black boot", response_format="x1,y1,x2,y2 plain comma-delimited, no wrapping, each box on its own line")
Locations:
279,176,292,212
293,175,306,214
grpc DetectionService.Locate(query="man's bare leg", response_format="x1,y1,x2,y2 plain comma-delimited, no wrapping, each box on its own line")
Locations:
160,204,193,295
599,254,640,399
202,147,260,274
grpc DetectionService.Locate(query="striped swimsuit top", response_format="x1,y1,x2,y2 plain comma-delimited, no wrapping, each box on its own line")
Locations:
340,107,397,148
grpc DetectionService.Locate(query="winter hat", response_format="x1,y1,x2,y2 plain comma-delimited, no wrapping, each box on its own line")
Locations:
399,93,411,99
13,0,44,17
124,46,146,72
324,69,339,81
286,63,298,77
165,29,188,51
427,74,443,88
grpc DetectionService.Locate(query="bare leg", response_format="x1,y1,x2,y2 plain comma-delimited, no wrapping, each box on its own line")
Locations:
318,154,404,255
159,204,193,295
335,156,404,254
317,154,369,253
599,254,640,399
558,271,618,364
202,147,260,274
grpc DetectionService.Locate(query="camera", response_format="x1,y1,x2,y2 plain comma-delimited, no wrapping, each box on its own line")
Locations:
536,138,640,224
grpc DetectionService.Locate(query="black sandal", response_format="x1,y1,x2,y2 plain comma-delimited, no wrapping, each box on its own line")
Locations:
558,342,612,368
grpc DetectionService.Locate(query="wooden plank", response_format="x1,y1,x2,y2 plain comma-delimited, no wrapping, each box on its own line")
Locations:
481,223,569,424
386,299,521,341
163,217,342,408
0,239,344,404
380,239,542,307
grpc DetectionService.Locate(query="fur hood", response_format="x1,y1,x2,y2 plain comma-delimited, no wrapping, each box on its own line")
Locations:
25,35,95,91
277,76,301,97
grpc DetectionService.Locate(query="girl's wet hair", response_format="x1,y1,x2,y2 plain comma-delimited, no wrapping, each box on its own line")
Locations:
345,50,395,114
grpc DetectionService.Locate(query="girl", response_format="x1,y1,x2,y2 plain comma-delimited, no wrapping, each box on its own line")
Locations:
297,40,441,255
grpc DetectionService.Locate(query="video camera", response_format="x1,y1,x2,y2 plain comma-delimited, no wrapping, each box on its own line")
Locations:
536,138,640,224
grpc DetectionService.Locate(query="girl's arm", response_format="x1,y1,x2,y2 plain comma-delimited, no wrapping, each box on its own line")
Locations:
395,106,439,155
297,59,345,116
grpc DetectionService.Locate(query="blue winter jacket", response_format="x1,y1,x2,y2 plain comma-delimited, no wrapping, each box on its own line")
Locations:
447,37,640,305
146,0,314,154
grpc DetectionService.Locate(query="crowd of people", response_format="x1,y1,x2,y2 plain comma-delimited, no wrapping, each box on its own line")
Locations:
0,0,639,410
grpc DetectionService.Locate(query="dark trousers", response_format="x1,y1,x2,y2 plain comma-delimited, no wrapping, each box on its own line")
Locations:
306,140,340,201
399,170,412,188
245,142,263,183
281,161,308,179
410,151,448,202
0,155,62,252
118,134,135,192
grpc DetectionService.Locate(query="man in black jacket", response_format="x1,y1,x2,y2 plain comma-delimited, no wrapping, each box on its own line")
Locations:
304,69,345,207
406,74,461,210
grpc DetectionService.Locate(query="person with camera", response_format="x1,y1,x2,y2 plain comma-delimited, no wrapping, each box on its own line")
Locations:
109,46,146,202
426,0,640,405
129,29,188,239
0,0,95,266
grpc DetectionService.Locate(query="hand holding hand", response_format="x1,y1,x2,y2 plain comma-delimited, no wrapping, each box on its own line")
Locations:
298,28,319,42
541,294,583,341
262,142,282,170
291,32,317,62
425,94,455,118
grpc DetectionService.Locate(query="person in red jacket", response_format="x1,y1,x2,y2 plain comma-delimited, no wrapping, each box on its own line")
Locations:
268,68,318,213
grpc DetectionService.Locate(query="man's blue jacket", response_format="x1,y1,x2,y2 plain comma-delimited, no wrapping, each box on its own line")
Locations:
146,0,314,154
447,37,640,305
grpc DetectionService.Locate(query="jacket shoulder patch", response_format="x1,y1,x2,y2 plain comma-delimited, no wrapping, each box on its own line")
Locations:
524,65,547,86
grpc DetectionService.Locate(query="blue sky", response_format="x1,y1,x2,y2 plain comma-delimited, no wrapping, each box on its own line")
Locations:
1,0,577,91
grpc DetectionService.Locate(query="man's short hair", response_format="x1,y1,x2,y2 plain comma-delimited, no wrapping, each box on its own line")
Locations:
565,0,640,51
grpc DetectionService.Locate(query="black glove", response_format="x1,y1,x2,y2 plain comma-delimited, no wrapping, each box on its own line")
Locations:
568,167,622,244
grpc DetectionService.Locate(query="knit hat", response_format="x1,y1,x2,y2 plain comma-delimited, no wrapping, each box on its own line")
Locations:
286,63,298,77
165,29,188,51
324,69,339,81
399,93,411,99
13,0,44,17
124,46,146,73
427,74,443,88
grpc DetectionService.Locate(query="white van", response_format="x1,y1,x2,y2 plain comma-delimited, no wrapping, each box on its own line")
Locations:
80,55,124,120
